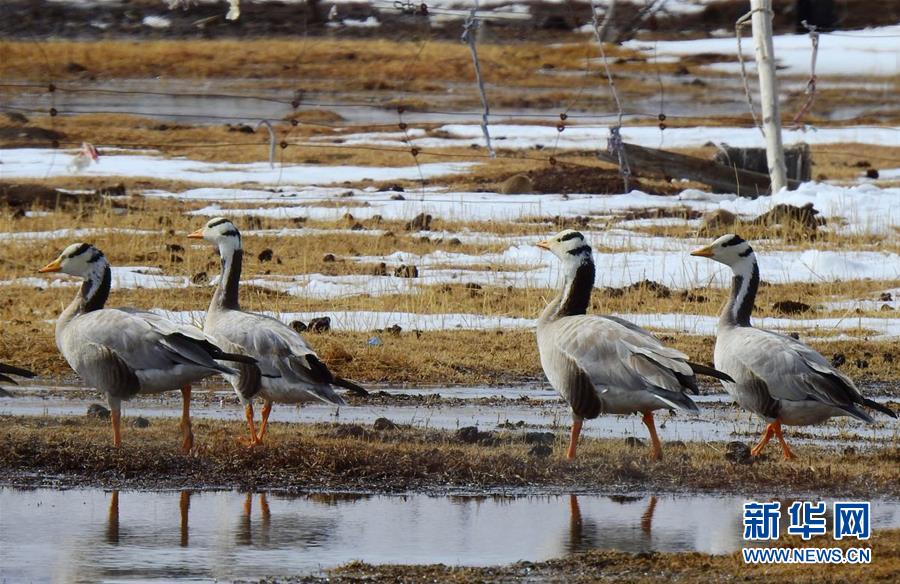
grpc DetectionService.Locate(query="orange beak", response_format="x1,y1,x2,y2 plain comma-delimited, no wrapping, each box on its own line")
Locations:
186,228,204,239
37,258,63,273
690,245,715,258
536,239,551,250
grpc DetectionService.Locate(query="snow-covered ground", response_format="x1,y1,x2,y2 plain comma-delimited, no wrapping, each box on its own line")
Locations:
626,25,900,77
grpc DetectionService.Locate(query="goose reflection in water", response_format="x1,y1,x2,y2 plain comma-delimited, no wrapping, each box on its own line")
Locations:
566,494,658,555
235,492,350,549
105,490,192,547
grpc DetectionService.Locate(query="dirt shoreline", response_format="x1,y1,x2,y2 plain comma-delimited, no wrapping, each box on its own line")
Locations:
2,415,897,497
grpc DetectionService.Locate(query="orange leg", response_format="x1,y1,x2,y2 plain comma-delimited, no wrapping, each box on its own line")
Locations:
243,404,259,446
180,385,194,454
256,400,273,443
111,408,122,447
641,495,658,535
751,423,776,457
567,418,583,459
106,490,120,544
771,419,797,460
180,491,190,548
641,412,663,460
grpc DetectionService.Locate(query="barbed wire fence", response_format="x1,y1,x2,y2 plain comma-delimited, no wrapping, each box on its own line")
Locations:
0,1,898,192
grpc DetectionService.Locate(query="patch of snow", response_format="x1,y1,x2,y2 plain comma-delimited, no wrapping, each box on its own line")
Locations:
2,266,189,290
142,16,172,29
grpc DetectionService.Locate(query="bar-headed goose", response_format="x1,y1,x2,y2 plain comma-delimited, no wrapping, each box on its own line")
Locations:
0,362,35,397
691,234,896,459
188,218,368,445
38,243,255,451
536,230,732,460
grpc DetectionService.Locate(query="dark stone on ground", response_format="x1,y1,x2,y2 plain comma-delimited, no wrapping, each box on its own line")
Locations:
725,441,752,464
373,417,399,431
322,253,336,262
524,431,555,446
855,358,869,369
131,416,150,428
370,262,388,276
831,353,846,367
529,445,553,458
308,317,331,333
773,300,811,314
191,271,209,285
624,436,645,448
87,404,110,419
405,213,432,231
257,249,274,262
394,264,419,278
290,321,308,333
866,169,879,179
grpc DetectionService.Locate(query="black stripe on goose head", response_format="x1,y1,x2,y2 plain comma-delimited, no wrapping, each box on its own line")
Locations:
68,243,92,259
721,235,746,247
207,218,231,229
559,231,584,242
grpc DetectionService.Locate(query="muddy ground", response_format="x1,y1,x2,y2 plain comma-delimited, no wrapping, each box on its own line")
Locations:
2,415,898,496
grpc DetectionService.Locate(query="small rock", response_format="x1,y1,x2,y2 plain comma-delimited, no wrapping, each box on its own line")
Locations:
96,183,126,197
456,426,481,444
394,264,419,278
524,431,555,446
257,249,274,263
308,316,331,333
370,262,388,276
831,353,846,368
787,332,801,340
843,446,857,456
725,441,752,464
448,237,462,246
350,222,365,231
879,292,893,302
465,282,482,290
191,271,209,285
880,304,894,312
499,174,534,195
624,436,645,448
290,320,308,333
4,112,29,124
386,324,402,336
367,336,383,346
772,300,811,315
854,358,869,369
883,352,894,363
322,253,336,262
866,169,879,179
529,445,553,458
87,404,110,419
373,417,399,431
333,424,367,439
131,416,151,428
65,61,87,73
390,194,405,201
405,213,432,231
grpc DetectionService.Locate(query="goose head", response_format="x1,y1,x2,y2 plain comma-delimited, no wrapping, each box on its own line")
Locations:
38,243,107,277
690,234,755,268
188,217,242,252
536,229,593,270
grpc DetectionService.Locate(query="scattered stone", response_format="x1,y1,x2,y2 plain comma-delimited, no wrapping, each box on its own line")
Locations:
386,324,402,336
750,202,822,231
405,213,432,231
880,304,894,312
843,446,857,456
228,123,255,134
499,174,534,194
379,184,404,192
456,426,481,444
4,112,28,124
191,271,209,285
370,262,388,276
879,292,893,302
866,169,879,179
87,404,110,419
373,417,399,431
773,300,811,315
854,358,869,369
448,237,462,246
394,264,419,278
529,445,553,458
524,432,555,446
308,316,331,333
290,320,308,333
65,61,87,73
390,193,405,201
831,353,846,368
257,249,274,262
787,332,801,340
624,436,645,448
322,253,337,262
883,352,894,363
131,416,151,428
725,441,752,464
332,424,367,439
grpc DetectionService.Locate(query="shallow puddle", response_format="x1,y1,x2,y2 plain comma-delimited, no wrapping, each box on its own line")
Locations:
3,382,896,448
2,488,898,582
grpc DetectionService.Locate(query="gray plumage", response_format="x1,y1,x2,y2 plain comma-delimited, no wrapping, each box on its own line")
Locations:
693,234,895,430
